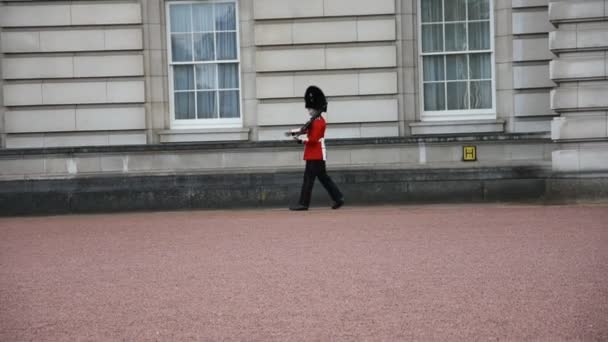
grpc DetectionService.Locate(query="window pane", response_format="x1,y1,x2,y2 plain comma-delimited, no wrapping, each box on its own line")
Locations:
196,64,216,90
215,3,236,31
192,3,214,32
216,32,237,60
174,65,194,90
421,0,442,23
193,33,214,61
446,54,467,80
470,81,492,109
423,56,445,81
445,0,466,21
468,22,490,50
171,33,192,62
447,82,468,110
175,92,195,119
422,24,443,53
445,23,467,51
424,83,445,111
468,0,490,20
469,53,491,79
170,4,191,33
218,63,239,88
197,91,217,118
219,90,240,118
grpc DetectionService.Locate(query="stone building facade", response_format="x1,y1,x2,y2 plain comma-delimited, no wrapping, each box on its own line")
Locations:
0,0,606,213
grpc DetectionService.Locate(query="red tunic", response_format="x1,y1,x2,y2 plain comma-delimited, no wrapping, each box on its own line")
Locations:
302,116,326,160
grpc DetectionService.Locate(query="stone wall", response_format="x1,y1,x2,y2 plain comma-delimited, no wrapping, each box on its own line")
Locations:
0,1,146,149
549,0,608,172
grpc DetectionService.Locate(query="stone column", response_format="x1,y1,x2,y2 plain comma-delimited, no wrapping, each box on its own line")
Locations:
549,0,608,172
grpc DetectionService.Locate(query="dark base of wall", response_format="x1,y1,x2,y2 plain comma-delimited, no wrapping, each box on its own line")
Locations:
1,167,606,216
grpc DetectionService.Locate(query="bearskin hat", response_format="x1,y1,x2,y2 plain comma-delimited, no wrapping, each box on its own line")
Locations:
304,85,327,112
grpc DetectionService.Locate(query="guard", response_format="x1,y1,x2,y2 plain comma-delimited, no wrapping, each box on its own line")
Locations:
288,86,344,211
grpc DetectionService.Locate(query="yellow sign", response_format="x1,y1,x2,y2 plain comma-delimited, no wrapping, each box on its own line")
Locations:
463,146,477,161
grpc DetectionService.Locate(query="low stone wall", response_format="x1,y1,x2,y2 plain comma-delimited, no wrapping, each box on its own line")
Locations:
2,165,605,216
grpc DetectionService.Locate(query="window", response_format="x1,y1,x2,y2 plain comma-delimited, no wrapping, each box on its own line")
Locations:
418,0,495,121
167,1,241,128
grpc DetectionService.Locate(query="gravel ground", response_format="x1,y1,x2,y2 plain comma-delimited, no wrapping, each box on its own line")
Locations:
1,204,607,341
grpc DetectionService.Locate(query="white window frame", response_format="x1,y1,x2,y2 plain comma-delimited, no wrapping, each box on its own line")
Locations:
417,0,496,122
166,0,243,129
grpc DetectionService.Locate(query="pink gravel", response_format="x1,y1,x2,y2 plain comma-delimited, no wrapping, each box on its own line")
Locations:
1,204,607,341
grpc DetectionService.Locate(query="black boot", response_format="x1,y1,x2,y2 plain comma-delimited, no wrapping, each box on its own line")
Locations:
290,204,309,211
331,199,344,210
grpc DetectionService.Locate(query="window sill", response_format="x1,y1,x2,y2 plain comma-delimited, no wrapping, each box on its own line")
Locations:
410,120,505,136
159,127,250,143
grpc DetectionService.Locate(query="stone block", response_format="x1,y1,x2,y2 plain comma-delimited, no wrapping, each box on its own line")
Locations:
326,45,396,69
552,149,579,172
158,129,249,143
410,120,504,135
507,143,545,160
40,30,105,52
6,108,76,133
146,24,163,50
550,85,578,111
0,4,71,27
76,106,146,131
1,31,40,53
514,91,554,116
329,99,398,123
324,0,395,16
256,48,325,72
254,22,293,46
579,148,608,171
513,37,553,62
350,147,402,165
0,159,45,176
42,82,107,105
147,50,167,76
5,135,44,149
512,117,552,133
258,102,309,126
74,55,144,78
359,71,398,95
43,133,110,148
101,156,127,173
549,0,604,22
222,150,300,169
256,75,295,99
107,81,146,103
551,55,606,80
3,56,74,79
293,20,357,44
551,112,608,140
3,83,43,106
512,10,552,35
578,81,608,108
71,2,142,25
254,0,324,19
495,36,512,63
360,123,399,138
109,133,147,146
549,30,576,51
147,77,166,102
495,9,512,37
294,73,358,97
326,125,362,139
512,0,548,8
105,28,144,50
513,63,554,89
357,18,396,42
577,27,608,50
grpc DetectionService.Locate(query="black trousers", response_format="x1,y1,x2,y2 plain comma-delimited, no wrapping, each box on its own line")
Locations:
298,160,343,207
